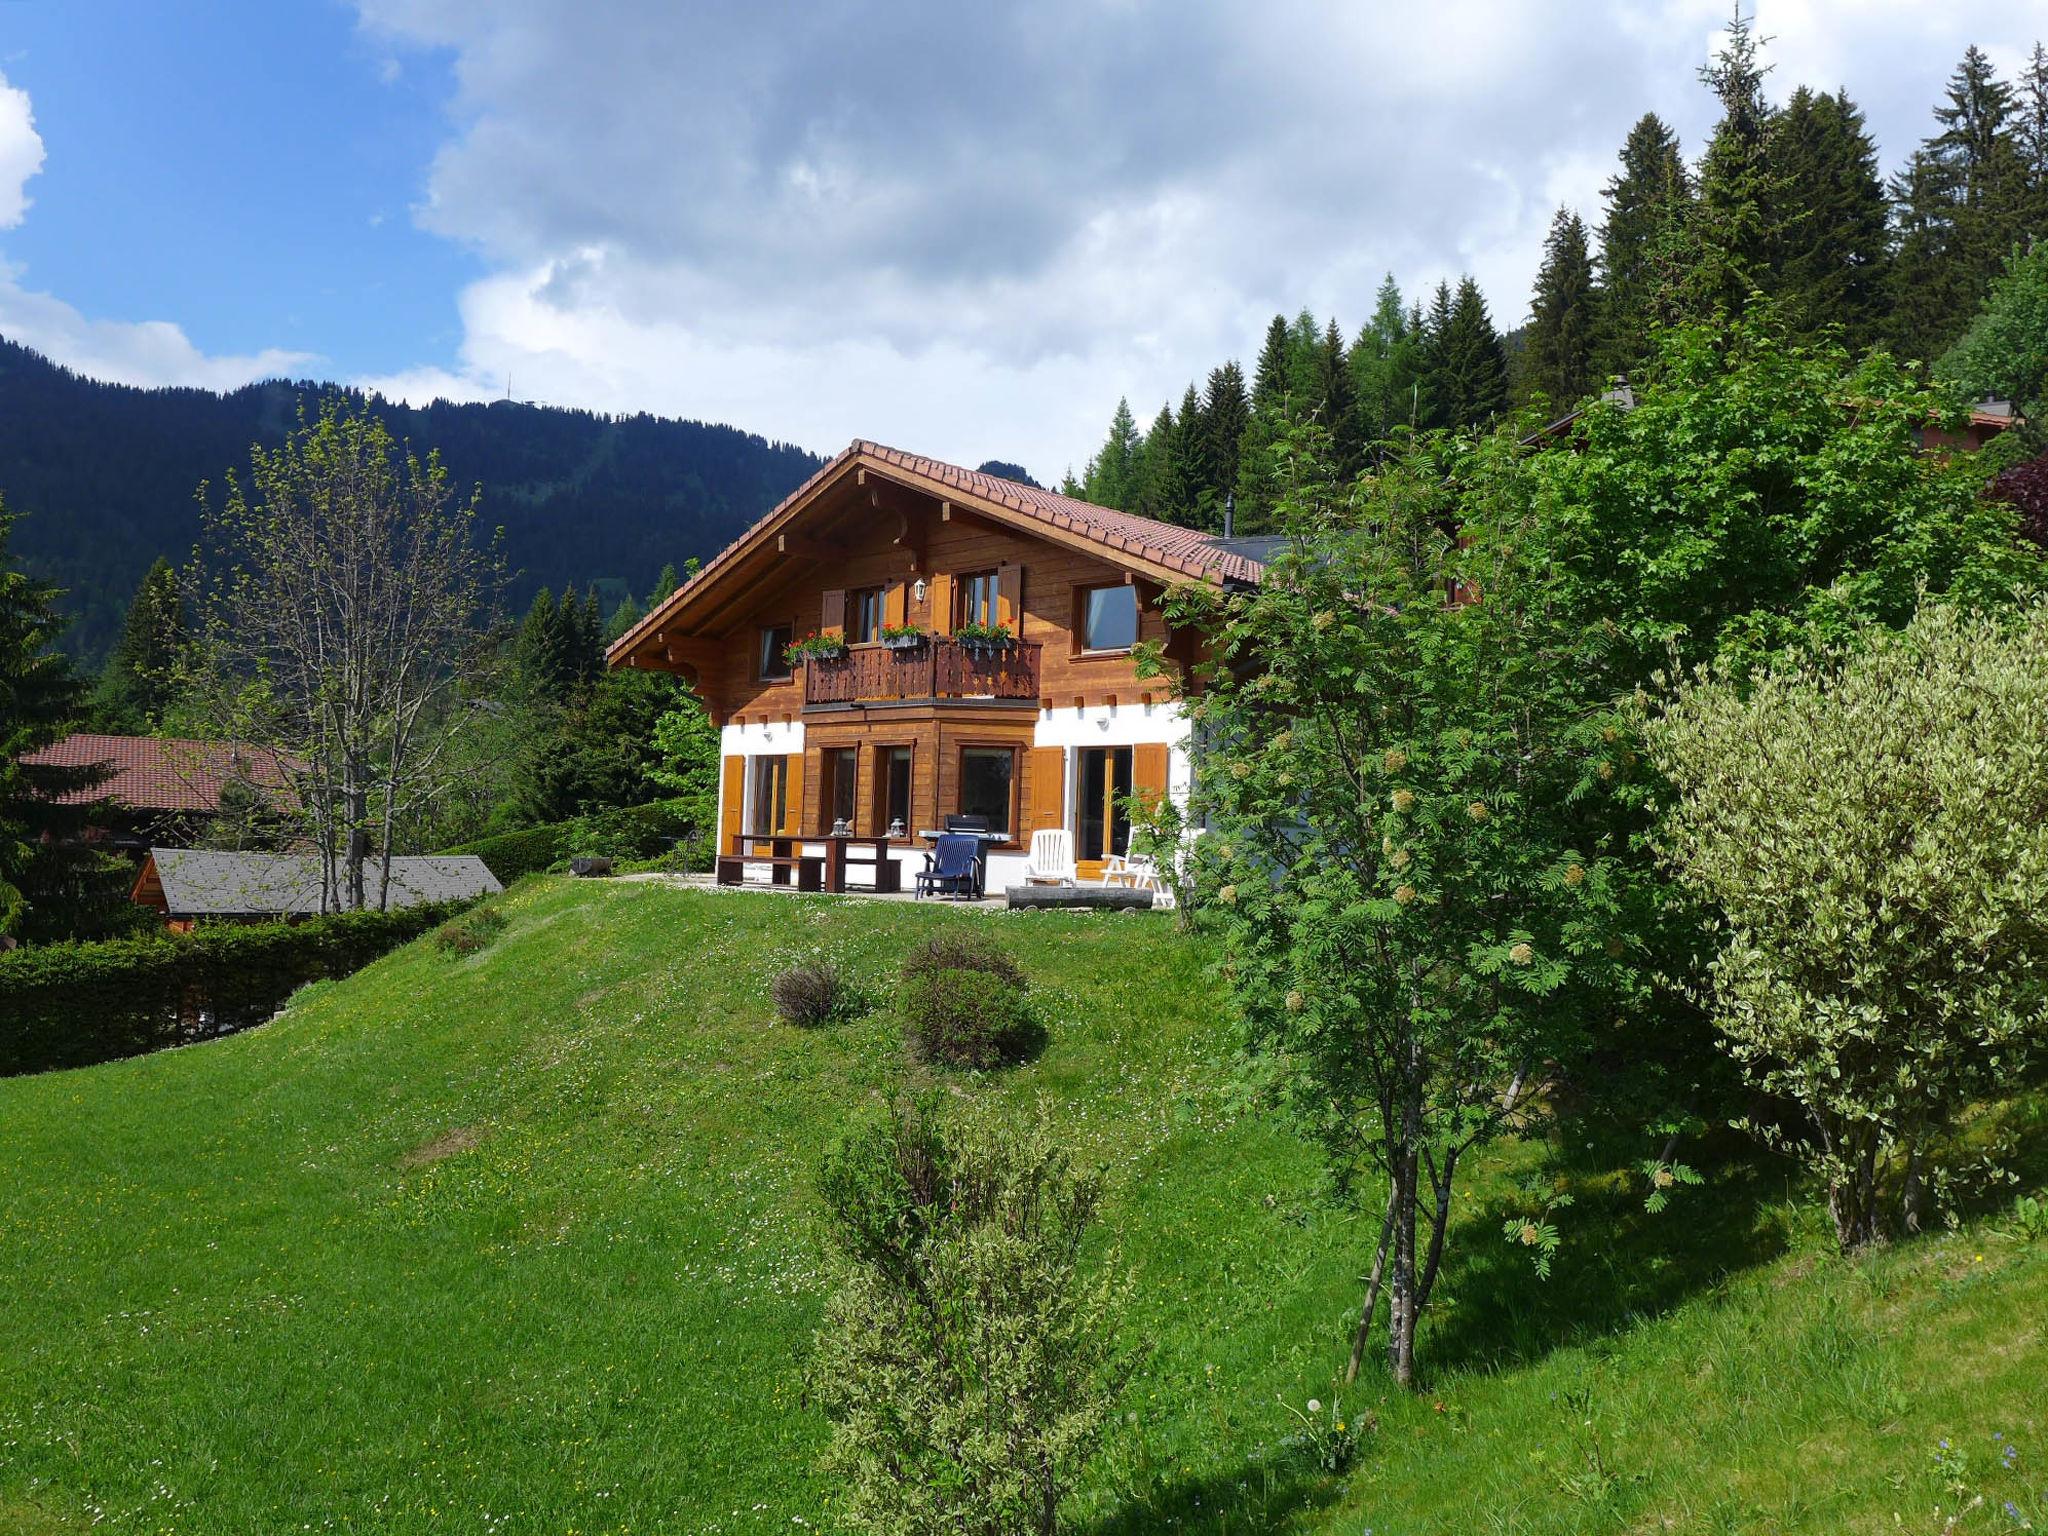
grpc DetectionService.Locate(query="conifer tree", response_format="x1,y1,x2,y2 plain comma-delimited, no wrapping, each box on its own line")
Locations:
1134,403,1181,521
2020,43,2048,235
605,596,642,644
1083,398,1142,511
1890,45,2034,361
1235,317,1295,529
1594,113,1693,380
1249,315,1291,415
1417,283,1456,429
1522,207,1599,409
1,500,113,939
577,586,605,689
1686,7,1780,322
1200,363,1250,512
647,562,680,609
1353,275,1425,446
1428,278,1510,429
1284,309,1323,407
90,556,186,731
1314,320,1364,476
1767,88,1891,347
1167,384,1210,528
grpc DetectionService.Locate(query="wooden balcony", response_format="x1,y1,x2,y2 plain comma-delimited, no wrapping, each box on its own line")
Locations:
804,638,1042,707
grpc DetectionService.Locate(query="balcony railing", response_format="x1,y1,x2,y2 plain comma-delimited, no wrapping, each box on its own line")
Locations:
804,638,1042,706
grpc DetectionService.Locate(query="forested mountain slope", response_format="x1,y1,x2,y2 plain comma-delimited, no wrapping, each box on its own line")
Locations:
0,337,824,662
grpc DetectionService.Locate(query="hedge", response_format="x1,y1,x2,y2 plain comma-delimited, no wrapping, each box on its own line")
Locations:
442,797,711,883
0,901,465,1077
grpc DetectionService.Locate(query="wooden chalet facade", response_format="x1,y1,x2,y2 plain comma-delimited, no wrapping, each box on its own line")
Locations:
606,441,1265,893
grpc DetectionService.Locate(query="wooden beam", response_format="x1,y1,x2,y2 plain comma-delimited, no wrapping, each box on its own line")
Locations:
777,531,849,559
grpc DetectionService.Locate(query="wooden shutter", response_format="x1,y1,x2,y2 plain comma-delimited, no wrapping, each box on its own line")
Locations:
1132,742,1170,815
782,752,806,836
1026,747,1065,836
884,580,907,628
720,755,745,854
996,564,1022,630
820,589,846,639
929,572,954,635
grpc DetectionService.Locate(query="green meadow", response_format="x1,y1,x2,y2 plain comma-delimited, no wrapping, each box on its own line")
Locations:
1,879,2042,1534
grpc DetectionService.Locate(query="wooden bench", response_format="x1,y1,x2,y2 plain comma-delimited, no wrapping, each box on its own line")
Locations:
716,851,825,891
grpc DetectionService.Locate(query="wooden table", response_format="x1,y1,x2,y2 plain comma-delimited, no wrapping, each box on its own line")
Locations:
718,834,824,891
823,835,901,894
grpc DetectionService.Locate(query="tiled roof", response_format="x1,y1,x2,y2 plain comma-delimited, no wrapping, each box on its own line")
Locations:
24,734,300,814
852,442,1268,585
609,439,1262,660
143,849,500,917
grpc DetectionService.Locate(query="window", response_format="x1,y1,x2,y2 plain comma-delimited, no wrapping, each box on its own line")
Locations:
1080,584,1139,652
1077,746,1133,862
823,747,858,830
749,755,788,837
759,623,793,680
878,746,913,836
958,747,1016,837
848,587,884,645
957,570,998,629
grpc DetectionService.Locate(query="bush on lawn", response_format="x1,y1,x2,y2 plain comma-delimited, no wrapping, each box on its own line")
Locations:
433,904,509,957
771,960,848,1028
813,1096,1135,1535
899,932,1033,1068
0,901,464,1076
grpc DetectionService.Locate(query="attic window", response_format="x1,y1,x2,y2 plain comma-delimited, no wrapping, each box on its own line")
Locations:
1080,584,1138,653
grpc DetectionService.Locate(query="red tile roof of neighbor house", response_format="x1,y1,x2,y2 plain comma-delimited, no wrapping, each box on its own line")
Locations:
609,439,1265,660
24,734,300,813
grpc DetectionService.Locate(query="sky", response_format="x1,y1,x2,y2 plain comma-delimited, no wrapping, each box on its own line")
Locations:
0,2,2043,482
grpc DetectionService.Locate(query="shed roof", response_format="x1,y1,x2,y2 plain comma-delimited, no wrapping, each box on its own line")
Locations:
136,849,500,918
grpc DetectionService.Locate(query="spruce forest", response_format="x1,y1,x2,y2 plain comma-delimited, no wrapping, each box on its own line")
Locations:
1068,25,2048,533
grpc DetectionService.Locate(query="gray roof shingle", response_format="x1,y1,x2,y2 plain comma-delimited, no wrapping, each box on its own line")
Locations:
145,849,501,917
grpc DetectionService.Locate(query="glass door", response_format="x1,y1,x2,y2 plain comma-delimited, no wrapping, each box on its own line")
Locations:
1076,746,1132,862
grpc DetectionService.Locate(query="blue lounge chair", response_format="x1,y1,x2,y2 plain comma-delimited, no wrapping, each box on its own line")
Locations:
916,833,979,900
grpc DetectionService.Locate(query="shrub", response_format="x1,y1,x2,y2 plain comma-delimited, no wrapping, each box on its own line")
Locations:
0,901,464,1076
813,1097,1135,1536
434,905,508,956
1645,600,2048,1250
898,932,1031,1068
441,798,709,883
771,961,847,1028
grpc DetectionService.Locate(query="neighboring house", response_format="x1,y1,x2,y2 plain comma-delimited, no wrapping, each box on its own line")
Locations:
23,734,300,853
1921,399,2015,455
130,848,501,931
606,440,1266,893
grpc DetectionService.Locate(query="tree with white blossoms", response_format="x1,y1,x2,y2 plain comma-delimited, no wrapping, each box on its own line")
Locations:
1160,428,1641,1388
1645,598,2048,1252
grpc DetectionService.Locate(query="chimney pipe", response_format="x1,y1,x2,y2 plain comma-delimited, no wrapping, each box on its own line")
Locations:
1223,493,1235,539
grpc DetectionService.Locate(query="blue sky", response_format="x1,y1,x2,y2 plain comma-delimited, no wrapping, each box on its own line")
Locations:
0,1,472,378
1,3,2044,477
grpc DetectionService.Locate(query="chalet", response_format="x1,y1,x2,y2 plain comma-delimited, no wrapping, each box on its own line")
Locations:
23,733,299,854
130,848,501,931
606,441,1265,895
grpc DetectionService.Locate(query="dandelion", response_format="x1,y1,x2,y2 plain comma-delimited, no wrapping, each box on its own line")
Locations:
1509,942,1535,965
1391,788,1415,812
1382,748,1408,773
1466,800,1488,821
1394,884,1416,906
1307,1399,1322,1414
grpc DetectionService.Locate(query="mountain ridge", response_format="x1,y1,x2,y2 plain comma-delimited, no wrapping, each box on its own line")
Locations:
0,336,827,662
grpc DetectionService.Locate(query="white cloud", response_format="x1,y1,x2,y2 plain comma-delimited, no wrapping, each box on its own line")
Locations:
359,0,2048,476
0,70,317,390
0,68,44,228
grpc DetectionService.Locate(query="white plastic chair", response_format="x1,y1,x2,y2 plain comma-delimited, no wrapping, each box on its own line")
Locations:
1024,827,1077,885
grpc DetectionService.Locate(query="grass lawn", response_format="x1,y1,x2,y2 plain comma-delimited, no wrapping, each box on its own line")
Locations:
0,878,2043,1534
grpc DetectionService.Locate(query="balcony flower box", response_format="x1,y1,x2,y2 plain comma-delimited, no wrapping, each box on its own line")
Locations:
953,621,1015,655
879,625,928,651
784,631,848,667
